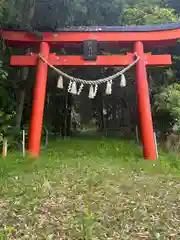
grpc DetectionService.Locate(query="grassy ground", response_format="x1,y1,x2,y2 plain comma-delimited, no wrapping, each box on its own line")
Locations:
0,138,180,239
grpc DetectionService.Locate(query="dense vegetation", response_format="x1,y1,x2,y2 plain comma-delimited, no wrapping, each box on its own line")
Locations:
0,1,180,239
0,0,180,150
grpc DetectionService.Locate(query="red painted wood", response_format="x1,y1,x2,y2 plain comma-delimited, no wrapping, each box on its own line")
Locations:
2,30,180,46
10,53,171,67
4,39,177,49
28,42,50,158
134,41,157,160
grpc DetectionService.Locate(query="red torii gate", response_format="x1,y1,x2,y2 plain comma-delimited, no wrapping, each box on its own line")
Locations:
2,24,180,160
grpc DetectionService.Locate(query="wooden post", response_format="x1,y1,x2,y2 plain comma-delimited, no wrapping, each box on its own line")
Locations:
22,130,26,157
134,41,157,160
28,42,50,157
2,138,7,158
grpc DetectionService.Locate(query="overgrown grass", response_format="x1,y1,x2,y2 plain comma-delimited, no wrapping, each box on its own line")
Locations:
0,138,180,239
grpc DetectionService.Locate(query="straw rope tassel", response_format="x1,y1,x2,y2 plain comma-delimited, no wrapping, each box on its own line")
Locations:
120,74,126,87
89,84,98,99
94,84,98,98
77,83,84,95
70,81,77,95
68,81,73,93
105,81,112,95
57,75,63,89
89,85,94,99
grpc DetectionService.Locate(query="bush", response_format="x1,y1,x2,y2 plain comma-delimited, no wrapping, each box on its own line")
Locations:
0,110,17,147
154,83,180,136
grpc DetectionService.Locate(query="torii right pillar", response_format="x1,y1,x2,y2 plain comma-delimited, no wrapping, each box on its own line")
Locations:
134,41,157,160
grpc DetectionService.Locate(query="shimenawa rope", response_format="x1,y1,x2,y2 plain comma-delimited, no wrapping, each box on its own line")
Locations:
38,53,140,98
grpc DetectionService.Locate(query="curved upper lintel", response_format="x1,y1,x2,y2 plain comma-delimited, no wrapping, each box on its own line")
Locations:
1,22,180,46
2,22,180,32
56,22,180,32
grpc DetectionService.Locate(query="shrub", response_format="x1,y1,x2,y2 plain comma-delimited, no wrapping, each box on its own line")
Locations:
154,83,180,136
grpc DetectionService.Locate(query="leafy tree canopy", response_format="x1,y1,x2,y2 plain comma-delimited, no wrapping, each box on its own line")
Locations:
5,0,179,29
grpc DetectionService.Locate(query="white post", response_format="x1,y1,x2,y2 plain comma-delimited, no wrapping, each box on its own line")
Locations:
2,138,8,157
136,125,139,145
154,131,158,159
22,130,26,157
45,130,48,147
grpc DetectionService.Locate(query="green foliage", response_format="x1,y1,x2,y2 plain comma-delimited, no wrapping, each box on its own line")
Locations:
74,0,125,25
0,62,8,80
122,7,179,25
7,0,126,27
144,7,179,24
0,61,9,107
1,0,180,147
154,83,180,132
0,63,18,146
7,0,178,27
0,110,16,143
0,59,16,112
0,0,8,20
125,0,163,7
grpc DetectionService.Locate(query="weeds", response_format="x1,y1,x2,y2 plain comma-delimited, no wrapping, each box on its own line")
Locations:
0,139,180,239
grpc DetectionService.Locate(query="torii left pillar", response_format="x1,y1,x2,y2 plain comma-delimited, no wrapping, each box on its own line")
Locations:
28,42,50,157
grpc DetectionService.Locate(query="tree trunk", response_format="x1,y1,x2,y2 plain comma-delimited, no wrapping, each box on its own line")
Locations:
15,0,36,130
15,51,30,129
66,93,72,136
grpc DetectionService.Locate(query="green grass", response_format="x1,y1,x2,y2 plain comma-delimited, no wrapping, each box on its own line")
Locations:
0,138,180,239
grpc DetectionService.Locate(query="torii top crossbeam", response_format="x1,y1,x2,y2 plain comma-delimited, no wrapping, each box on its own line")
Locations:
2,22,180,46
2,23,179,67
1,22,180,160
